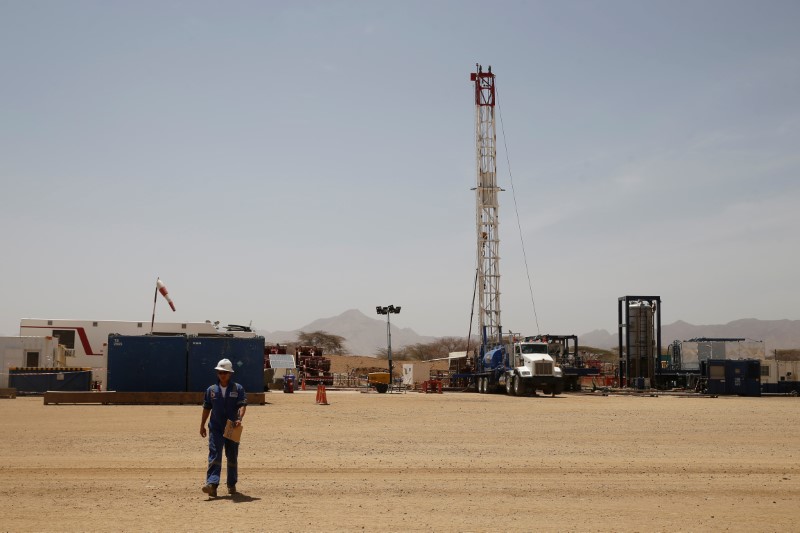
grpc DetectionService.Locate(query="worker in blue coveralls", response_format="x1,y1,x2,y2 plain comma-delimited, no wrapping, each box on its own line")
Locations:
200,358,247,498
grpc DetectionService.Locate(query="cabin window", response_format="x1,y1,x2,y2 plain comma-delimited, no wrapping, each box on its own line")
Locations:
761,366,770,377
47,320,53,325
137,323,143,328
182,324,187,329
26,351,40,367
52,330,76,349
92,322,98,327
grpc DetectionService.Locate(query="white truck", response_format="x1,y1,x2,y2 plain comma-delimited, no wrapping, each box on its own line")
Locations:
474,337,564,396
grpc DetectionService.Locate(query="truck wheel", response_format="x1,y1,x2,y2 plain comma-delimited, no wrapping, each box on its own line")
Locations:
375,383,388,394
477,377,485,394
513,375,527,396
505,376,515,396
542,386,552,396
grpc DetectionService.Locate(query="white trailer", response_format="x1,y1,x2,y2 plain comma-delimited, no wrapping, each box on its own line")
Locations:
0,336,63,388
761,359,800,395
19,319,259,389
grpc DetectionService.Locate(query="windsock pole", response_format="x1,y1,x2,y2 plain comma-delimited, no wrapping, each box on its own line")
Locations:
150,278,159,334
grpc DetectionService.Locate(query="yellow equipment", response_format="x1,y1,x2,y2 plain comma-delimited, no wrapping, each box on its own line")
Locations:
368,372,390,393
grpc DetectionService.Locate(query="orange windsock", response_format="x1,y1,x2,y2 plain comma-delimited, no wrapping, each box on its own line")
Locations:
156,278,176,312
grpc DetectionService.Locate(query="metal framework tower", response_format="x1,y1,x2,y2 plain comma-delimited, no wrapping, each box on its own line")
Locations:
471,64,502,351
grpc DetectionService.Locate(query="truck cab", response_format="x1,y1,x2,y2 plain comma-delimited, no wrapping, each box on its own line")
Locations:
508,340,564,396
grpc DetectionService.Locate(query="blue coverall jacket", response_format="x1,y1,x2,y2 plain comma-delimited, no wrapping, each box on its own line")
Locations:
203,382,247,432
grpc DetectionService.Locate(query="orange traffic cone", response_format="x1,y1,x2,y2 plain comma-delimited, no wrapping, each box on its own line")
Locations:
315,384,329,405
301,377,306,391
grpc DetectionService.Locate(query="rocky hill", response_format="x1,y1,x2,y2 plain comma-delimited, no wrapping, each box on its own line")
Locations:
258,309,437,356
579,319,800,354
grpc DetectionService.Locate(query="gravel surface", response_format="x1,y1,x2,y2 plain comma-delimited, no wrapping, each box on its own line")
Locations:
1,392,798,532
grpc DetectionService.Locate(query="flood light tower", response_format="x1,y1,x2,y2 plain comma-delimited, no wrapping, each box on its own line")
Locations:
376,305,401,385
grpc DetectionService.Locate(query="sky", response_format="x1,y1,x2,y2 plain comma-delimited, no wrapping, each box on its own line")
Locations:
1,0,799,339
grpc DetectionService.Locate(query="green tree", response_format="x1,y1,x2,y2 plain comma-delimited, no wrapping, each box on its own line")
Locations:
297,330,349,355
375,337,473,361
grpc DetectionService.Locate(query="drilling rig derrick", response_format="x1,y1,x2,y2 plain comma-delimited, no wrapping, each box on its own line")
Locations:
471,64,502,354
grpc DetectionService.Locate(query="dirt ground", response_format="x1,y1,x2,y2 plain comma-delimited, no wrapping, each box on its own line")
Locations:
1,390,799,532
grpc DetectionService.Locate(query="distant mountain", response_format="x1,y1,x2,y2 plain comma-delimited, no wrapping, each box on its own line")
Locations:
579,329,619,350
578,319,800,354
259,311,800,356
258,309,437,356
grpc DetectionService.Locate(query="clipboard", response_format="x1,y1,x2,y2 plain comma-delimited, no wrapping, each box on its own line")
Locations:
224,420,243,442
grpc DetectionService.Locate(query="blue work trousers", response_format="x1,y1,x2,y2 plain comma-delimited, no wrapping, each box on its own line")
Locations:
206,430,239,487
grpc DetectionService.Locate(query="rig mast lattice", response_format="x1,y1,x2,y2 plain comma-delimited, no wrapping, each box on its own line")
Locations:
471,64,502,351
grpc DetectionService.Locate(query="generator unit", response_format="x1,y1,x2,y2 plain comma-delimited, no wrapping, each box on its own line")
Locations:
703,359,761,396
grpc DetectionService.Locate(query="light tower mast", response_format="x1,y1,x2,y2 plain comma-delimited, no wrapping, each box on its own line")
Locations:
470,64,502,352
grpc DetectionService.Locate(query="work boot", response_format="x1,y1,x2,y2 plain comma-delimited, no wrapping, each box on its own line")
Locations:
202,483,218,497
227,484,237,495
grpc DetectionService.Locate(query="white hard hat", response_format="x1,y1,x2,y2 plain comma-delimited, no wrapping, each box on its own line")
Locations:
215,359,234,373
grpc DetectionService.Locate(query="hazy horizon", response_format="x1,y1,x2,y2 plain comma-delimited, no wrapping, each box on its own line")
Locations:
2,1,799,338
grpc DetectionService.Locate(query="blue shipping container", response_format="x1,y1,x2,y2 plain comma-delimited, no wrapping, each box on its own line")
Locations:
9,369,92,393
186,336,264,393
107,335,188,392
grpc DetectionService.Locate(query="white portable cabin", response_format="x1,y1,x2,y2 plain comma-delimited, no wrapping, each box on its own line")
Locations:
402,362,433,387
761,359,800,387
0,336,62,388
19,319,260,389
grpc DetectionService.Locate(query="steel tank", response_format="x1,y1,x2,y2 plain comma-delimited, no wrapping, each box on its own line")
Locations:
628,301,655,381
482,346,504,371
